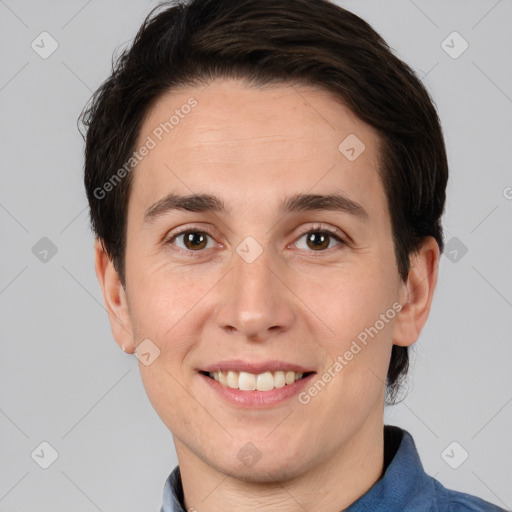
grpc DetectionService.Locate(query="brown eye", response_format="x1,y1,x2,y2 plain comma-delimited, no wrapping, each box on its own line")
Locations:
305,232,331,250
294,228,345,252
170,231,214,251
183,232,208,250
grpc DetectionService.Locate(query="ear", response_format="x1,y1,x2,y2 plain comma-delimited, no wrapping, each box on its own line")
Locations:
393,236,440,347
94,239,135,353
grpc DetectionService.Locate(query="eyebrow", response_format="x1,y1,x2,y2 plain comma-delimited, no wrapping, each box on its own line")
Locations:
143,192,369,224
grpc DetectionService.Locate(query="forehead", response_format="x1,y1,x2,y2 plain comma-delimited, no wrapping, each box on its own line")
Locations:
130,78,387,225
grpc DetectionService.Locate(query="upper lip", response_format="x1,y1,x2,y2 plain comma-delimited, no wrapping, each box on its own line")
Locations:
200,359,316,374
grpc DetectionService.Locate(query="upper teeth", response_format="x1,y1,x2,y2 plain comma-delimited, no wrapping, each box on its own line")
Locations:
209,370,304,391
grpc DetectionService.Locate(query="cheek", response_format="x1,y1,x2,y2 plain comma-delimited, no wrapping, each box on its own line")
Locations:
130,273,205,425
313,268,396,334
127,255,205,337
306,264,398,382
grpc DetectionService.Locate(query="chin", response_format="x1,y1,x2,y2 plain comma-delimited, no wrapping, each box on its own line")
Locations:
228,462,303,484
213,448,310,484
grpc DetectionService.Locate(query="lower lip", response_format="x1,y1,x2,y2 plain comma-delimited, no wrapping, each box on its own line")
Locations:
199,372,315,408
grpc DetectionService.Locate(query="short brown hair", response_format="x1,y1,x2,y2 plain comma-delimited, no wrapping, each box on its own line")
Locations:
80,0,448,404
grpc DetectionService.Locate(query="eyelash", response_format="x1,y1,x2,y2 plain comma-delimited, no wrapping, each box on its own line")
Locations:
164,223,347,257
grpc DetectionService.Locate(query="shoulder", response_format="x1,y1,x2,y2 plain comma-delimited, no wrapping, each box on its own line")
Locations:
430,477,507,512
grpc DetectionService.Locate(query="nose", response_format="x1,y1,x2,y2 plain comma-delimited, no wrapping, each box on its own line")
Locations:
213,248,295,342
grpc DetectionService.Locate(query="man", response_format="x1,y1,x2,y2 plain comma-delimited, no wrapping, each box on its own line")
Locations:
80,0,505,510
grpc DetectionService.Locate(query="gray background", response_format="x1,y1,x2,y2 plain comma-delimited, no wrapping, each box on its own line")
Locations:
1,0,511,510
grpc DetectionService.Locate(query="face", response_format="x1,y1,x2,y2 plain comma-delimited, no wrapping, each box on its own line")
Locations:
99,78,429,482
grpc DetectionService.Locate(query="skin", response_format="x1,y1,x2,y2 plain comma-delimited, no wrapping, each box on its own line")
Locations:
95,78,439,511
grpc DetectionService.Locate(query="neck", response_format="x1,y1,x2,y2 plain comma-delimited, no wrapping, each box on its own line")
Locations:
175,413,385,512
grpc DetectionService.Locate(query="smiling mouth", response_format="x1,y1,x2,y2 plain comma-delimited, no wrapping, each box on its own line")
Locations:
200,370,315,391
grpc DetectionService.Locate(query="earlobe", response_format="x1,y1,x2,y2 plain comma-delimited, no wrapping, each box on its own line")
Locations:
393,237,440,348
94,239,135,353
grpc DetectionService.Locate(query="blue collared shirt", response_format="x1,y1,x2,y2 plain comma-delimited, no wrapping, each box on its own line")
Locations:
160,425,506,511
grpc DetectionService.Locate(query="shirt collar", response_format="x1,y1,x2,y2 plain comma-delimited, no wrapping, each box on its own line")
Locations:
160,464,185,512
346,425,434,511
160,425,434,512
